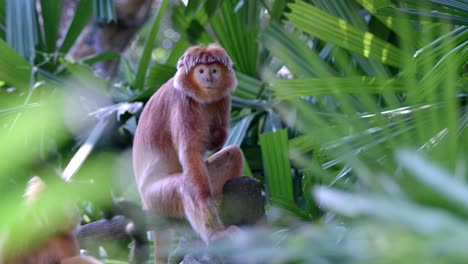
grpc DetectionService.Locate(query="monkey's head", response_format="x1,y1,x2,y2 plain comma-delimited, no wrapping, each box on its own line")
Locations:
174,44,237,103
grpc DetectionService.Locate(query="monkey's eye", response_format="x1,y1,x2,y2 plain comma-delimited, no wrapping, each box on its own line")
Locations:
212,69,217,74
199,69,204,74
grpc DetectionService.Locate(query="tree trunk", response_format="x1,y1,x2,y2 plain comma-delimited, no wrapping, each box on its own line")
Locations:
60,0,157,78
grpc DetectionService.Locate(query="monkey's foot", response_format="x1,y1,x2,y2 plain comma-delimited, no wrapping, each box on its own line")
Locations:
208,225,240,242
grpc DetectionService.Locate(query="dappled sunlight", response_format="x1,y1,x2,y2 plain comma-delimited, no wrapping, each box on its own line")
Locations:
363,32,374,58
362,32,391,64
338,19,350,47
61,120,108,181
385,17,393,28
286,1,404,67
420,128,449,151
361,104,435,118
381,44,390,64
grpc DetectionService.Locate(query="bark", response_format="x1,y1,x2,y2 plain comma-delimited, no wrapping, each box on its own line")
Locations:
60,0,157,78
77,177,266,264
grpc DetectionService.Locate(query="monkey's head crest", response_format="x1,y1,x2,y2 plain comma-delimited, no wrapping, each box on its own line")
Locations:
176,44,234,74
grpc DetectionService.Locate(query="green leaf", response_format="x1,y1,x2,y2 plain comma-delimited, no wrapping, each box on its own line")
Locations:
379,0,468,25
0,38,32,91
263,109,283,133
259,129,295,207
355,0,417,40
134,0,170,91
59,0,93,53
82,51,120,65
224,112,256,177
203,0,222,18
6,0,38,60
0,103,40,117
62,60,108,89
210,0,260,76
413,26,468,63
171,2,212,44
376,6,468,25
311,0,392,77
315,186,468,235
261,23,335,78
355,0,391,12
302,168,325,218
0,93,67,180
165,39,190,66
286,1,404,67
289,135,317,154
397,150,468,215
0,0,5,39
269,0,289,21
269,77,406,99
39,0,62,53
145,63,176,93
231,96,266,110
225,113,256,147
93,0,117,23
270,196,310,219
409,40,468,102
62,118,109,181
235,72,262,99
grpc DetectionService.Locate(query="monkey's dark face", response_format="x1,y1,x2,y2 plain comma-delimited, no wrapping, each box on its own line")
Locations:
193,63,223,89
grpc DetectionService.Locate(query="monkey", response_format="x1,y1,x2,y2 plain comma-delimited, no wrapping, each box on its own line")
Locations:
132,44,244,261
0,177,101,264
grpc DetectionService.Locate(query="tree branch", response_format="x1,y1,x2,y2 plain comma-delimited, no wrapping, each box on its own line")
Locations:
77,176,265,264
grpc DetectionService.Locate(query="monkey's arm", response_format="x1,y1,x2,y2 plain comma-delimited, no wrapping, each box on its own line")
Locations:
173,100,212,200
172,99,224,242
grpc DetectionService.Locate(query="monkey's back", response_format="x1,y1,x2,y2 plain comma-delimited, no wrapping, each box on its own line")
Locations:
132,78,183,190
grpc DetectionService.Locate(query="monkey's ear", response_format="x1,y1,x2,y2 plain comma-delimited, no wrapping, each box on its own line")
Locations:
176,55,185,70
177,54,187,72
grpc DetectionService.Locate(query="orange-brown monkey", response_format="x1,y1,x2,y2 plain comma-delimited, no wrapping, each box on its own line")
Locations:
0,177,101,264
133,44,244,260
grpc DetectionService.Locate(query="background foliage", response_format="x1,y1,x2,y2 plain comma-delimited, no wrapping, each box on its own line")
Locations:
0,0,467,263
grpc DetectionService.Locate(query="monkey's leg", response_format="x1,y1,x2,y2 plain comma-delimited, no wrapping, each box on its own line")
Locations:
142,176,185,218
142,176,185,264
206,145,244,198
143,146,243,246
143,176,232,261
151,230,173,264
174,146,245,262
181,145,244,242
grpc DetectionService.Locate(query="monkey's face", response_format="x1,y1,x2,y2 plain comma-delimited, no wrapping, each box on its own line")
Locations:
174,54,237,103
192,63,223,90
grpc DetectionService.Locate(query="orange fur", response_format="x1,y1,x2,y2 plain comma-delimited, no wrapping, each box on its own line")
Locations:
0,177,100,264
133,44,243,262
